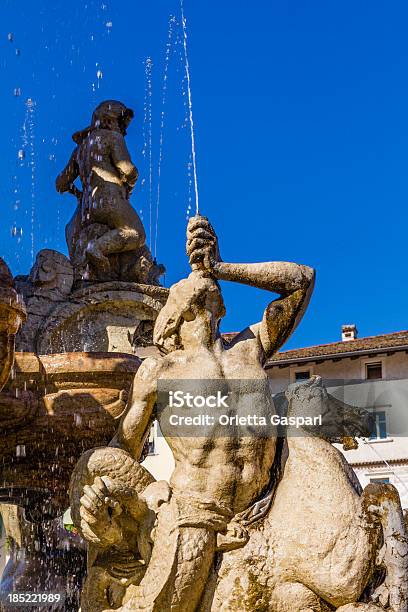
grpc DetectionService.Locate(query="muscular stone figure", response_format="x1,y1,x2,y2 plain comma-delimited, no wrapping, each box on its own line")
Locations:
56,100,153,282
78,216,315,611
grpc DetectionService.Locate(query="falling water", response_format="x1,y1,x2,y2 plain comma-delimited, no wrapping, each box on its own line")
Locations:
180,0,200,216
173,23,193,219
25,98,36,264
16,444,26,458
96,64,103,88
186,155,193,219
85,1,112,94
11,97,35,264
154,15,177,258
141,57,154,249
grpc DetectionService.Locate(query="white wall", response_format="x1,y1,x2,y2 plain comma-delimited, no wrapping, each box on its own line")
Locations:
267,350,408,509
142,423,174,482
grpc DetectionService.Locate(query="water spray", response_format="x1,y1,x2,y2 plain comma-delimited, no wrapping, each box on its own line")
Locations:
155,16,177,259
180,0,200,217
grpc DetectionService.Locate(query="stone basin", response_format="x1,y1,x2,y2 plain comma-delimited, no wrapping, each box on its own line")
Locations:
0,351,141,520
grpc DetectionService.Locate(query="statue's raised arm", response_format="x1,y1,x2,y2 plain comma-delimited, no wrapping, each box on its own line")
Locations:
186,215,315,360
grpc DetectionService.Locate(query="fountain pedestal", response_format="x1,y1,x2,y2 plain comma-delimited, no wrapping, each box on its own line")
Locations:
0,351,142,608
0,100,169,609
0,351,141,518
15,250,168,355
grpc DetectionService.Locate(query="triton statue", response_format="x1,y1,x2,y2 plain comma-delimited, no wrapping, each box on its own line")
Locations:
56,100,163,285
70,217,408,611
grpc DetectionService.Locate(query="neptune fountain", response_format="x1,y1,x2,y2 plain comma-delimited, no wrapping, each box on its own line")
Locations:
0,100,407,612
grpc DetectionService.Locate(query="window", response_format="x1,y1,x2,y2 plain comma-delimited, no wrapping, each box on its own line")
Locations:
366,362,383,380
370,477,390,484
369,411,387,440
295,370,310,381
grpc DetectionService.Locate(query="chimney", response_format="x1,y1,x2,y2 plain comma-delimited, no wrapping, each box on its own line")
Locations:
342,324,358,342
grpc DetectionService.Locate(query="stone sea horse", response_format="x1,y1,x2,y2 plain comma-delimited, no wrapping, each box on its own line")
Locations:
211,376,408,612
69,376,408,611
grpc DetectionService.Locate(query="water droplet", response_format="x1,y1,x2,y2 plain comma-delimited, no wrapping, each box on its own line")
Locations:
17,149,25,160
7,32,13,42
11,225,23,237
106,21,113,29
96,69,103,80
14,87,21,96
16,444,26,457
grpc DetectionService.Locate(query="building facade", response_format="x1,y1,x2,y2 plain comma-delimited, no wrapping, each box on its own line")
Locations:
266,326,408,509
145,326,408,509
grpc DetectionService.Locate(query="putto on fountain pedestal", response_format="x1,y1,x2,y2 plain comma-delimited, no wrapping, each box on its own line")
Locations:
14,100,168,356
56,100,164,287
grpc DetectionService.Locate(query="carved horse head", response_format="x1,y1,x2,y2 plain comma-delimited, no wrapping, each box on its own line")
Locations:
285,375,374,447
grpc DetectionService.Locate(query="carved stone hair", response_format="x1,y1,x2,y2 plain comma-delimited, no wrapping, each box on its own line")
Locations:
153,271,225,353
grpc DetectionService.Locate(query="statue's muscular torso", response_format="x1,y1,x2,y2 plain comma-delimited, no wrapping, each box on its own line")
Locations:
139,335,276,515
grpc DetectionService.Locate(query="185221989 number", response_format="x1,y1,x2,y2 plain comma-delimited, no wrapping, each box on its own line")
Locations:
3,593,64,607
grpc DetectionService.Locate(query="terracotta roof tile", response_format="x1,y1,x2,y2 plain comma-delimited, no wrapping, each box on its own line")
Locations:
267,330,408,365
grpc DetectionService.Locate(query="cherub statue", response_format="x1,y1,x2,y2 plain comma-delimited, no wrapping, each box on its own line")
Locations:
56,100,163,284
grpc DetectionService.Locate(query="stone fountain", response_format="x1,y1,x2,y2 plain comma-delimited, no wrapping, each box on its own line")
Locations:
3,98,408,612
0,100,167,609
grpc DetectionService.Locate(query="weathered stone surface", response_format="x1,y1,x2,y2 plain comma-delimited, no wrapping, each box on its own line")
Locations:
0,258,26,391
56,100,164,285
14,249,73,352
15,250,168,354
0,351,141,519
35,282,168,354
211,378,408,611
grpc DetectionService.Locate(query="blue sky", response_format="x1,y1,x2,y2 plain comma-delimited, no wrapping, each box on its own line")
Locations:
1,0,407,350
